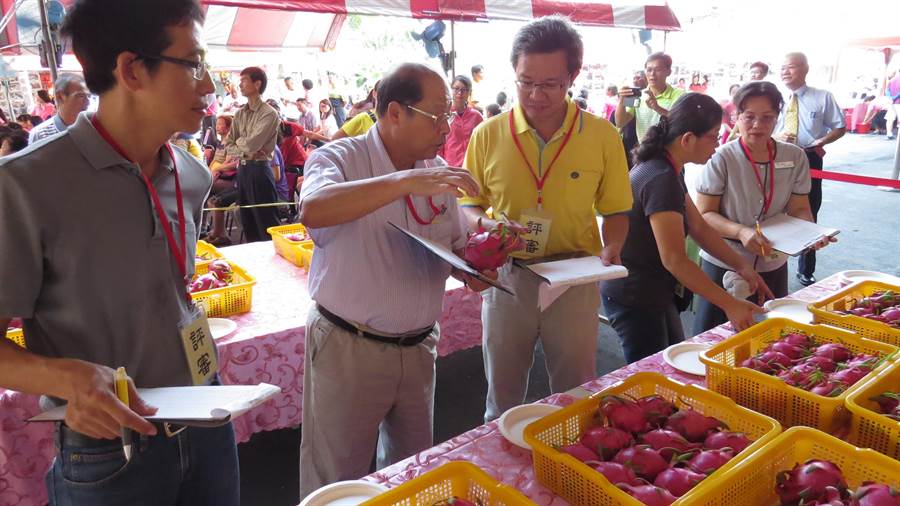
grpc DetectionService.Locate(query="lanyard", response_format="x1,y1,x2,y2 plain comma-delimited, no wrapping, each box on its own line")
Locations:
663,152,680,173
90,116,190,298
739,137,776,217
508,106,580,208
405,195,445,226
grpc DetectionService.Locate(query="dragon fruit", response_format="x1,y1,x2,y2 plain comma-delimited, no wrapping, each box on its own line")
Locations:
767,340,810,360
778,363,827,389
190,273,226,293
687,448,734,475
664,408,727,442
599,395,650,434
801,355,838,373
809,379,849,398
781,332,816,349
814,343,853,363
703,431,752,454
580,426,633,460
853,482,900,506
207,259,234,284
654,467,706,497
285,232,310,242
844,354,882,370
829,366,871,388
871,392,900,414
743,351,793,374
639,429,699,460
637,395,678,427
617,484,677,506
775,459,848,505
462,220,524,271
804,486,851,506
613,445,668,481
557,443,600,463
589,461,640,486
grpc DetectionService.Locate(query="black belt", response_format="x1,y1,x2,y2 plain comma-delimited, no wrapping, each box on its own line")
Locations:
316,305,433,347
239,159,269,165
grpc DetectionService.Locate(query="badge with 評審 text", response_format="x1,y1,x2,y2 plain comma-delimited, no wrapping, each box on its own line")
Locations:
179,305,218,385
518,208,553,259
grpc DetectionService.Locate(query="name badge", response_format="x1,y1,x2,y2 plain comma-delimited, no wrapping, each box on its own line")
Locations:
518,208,553,259
774,161,795,169
179,305,218,385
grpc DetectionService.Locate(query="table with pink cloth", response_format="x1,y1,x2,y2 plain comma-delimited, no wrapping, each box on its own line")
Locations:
0,241,485,506
362,276,847,504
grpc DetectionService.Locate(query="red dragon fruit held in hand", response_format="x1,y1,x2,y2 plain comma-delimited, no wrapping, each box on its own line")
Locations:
613,445,669,481
853,482,900,506
580,426,634,460
637,395,678,427
775,459,848,505
703,431,752,454
663,408,727,442
617,484,677,506
599,395,650,434
462,219,524,271
639,429,699,460
589,461,640,486
654,467,706,497
557,443,600,463
687,448,734,475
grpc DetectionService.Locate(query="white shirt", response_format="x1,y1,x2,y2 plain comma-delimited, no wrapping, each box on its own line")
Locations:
300,126,466,334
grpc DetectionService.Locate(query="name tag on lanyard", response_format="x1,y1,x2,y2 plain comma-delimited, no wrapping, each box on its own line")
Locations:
179,304,218,385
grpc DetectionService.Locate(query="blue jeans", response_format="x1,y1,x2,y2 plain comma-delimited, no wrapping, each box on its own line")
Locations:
602,295,685,364
46,422,239,506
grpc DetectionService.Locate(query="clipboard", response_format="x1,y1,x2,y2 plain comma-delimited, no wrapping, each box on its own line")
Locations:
29,383,281,427
389,222,515,295
758,214,840,256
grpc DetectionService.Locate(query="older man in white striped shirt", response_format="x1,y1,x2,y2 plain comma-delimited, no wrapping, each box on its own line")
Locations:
296,63,492,498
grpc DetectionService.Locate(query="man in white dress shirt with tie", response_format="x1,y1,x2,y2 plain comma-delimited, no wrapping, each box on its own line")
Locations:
296,63,492,498
775,52,845,286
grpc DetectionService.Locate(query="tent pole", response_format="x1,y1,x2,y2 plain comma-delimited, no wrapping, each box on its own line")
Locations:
38,0,58,82
450,20,456,78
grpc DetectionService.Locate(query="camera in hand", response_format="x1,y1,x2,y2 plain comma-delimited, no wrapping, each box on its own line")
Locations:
623,87,643,107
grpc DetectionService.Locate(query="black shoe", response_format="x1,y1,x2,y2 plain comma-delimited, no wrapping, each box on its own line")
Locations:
796,273,816,286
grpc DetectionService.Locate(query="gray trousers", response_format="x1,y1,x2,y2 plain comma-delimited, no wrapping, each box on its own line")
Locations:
298,306,438,499
482,263,600,422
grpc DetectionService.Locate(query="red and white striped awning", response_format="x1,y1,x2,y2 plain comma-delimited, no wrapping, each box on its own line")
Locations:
201,1,681,30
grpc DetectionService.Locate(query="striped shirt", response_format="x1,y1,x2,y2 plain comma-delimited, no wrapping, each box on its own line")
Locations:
28,114,67,144
300,126,466,334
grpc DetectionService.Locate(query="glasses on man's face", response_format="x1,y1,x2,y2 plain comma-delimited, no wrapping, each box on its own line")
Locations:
136,53,211,81
515,79,567,95
739,113,778,127
405,104,453,128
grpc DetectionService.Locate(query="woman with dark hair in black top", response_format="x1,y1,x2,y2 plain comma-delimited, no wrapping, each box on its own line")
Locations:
601,93,773,363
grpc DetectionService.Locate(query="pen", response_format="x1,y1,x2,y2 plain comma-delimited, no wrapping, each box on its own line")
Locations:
755,220,765,257
114,367,133,462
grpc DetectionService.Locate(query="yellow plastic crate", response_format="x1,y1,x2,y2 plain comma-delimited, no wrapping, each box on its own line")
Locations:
361,461,535,506
194,240,223,268
808,280,900,347
267,224,314,270
694,426,900,506
5,327,24,348
845,359,900,460
522,372,782,506
190,260,256,318
700,318,898,433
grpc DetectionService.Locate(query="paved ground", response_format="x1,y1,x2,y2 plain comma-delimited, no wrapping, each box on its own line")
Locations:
237,133,900,506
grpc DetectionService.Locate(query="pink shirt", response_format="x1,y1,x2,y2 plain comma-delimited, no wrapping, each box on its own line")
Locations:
439,107,483,167
31,102,55,120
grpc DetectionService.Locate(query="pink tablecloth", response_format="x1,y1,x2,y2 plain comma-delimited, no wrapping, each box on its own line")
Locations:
363,276,847,505
0,241,485,506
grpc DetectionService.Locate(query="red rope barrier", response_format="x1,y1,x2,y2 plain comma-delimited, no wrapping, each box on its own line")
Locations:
810,169,900,190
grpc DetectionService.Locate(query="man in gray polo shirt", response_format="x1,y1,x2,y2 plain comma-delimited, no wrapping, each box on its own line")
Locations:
0,1,239,505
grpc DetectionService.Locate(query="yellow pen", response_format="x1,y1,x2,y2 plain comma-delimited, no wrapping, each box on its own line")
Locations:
755,220,765,257
114,367,133,461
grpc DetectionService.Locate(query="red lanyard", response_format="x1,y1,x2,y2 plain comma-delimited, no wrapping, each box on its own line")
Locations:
509,106,580,208
90,116,190,297
663,152,680,172
405,195,445,226
739,137,776,216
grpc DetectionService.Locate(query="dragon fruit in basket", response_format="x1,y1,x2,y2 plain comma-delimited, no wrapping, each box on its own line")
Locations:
207,259,234,284
190,273,227,293
463,219,525,271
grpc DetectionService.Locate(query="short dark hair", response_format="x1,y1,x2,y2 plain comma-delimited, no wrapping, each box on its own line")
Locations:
496,91,507,106
510,16,583,76
733,81,784,114
2,130,29,152
646,52,673,70
37,89,54,104
30,115,43,126
61,0,204,95
16,114,30,123
375,63,441,118
452,75,472,91
485,103,501,117
284,76,292,82
301,78,314,91
750,61,769,75
471,65,484,75
634,93,722,164
241,67,268,95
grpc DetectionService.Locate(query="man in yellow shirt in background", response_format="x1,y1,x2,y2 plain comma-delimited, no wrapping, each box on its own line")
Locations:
461,16,632,422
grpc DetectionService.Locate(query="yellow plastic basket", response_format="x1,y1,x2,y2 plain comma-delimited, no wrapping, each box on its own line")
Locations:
194,240,223,268
267,223,314,270
522,372,782,506
808,280,900,347
845,359,900,460
692,426,900,506
361,461,536,506
5,327,24,348
190,260,256,318
700,318,898,433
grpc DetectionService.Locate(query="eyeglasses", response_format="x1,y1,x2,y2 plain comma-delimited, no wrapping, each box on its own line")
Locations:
451,86,469,95
739,113,778,126
515,80,567,95
405,104,452,128
136,53,211,81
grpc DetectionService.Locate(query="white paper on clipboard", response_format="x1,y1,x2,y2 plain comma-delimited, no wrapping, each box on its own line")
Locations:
389,222,515,295
759,214,840,256
523,256,628,310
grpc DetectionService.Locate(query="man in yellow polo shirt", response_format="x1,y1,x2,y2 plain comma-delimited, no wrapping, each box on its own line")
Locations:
461,16,632,422
616,52,684,143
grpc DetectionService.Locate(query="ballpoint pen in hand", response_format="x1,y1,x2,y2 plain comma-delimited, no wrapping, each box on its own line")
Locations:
114,367,133,462
755,220,765,257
